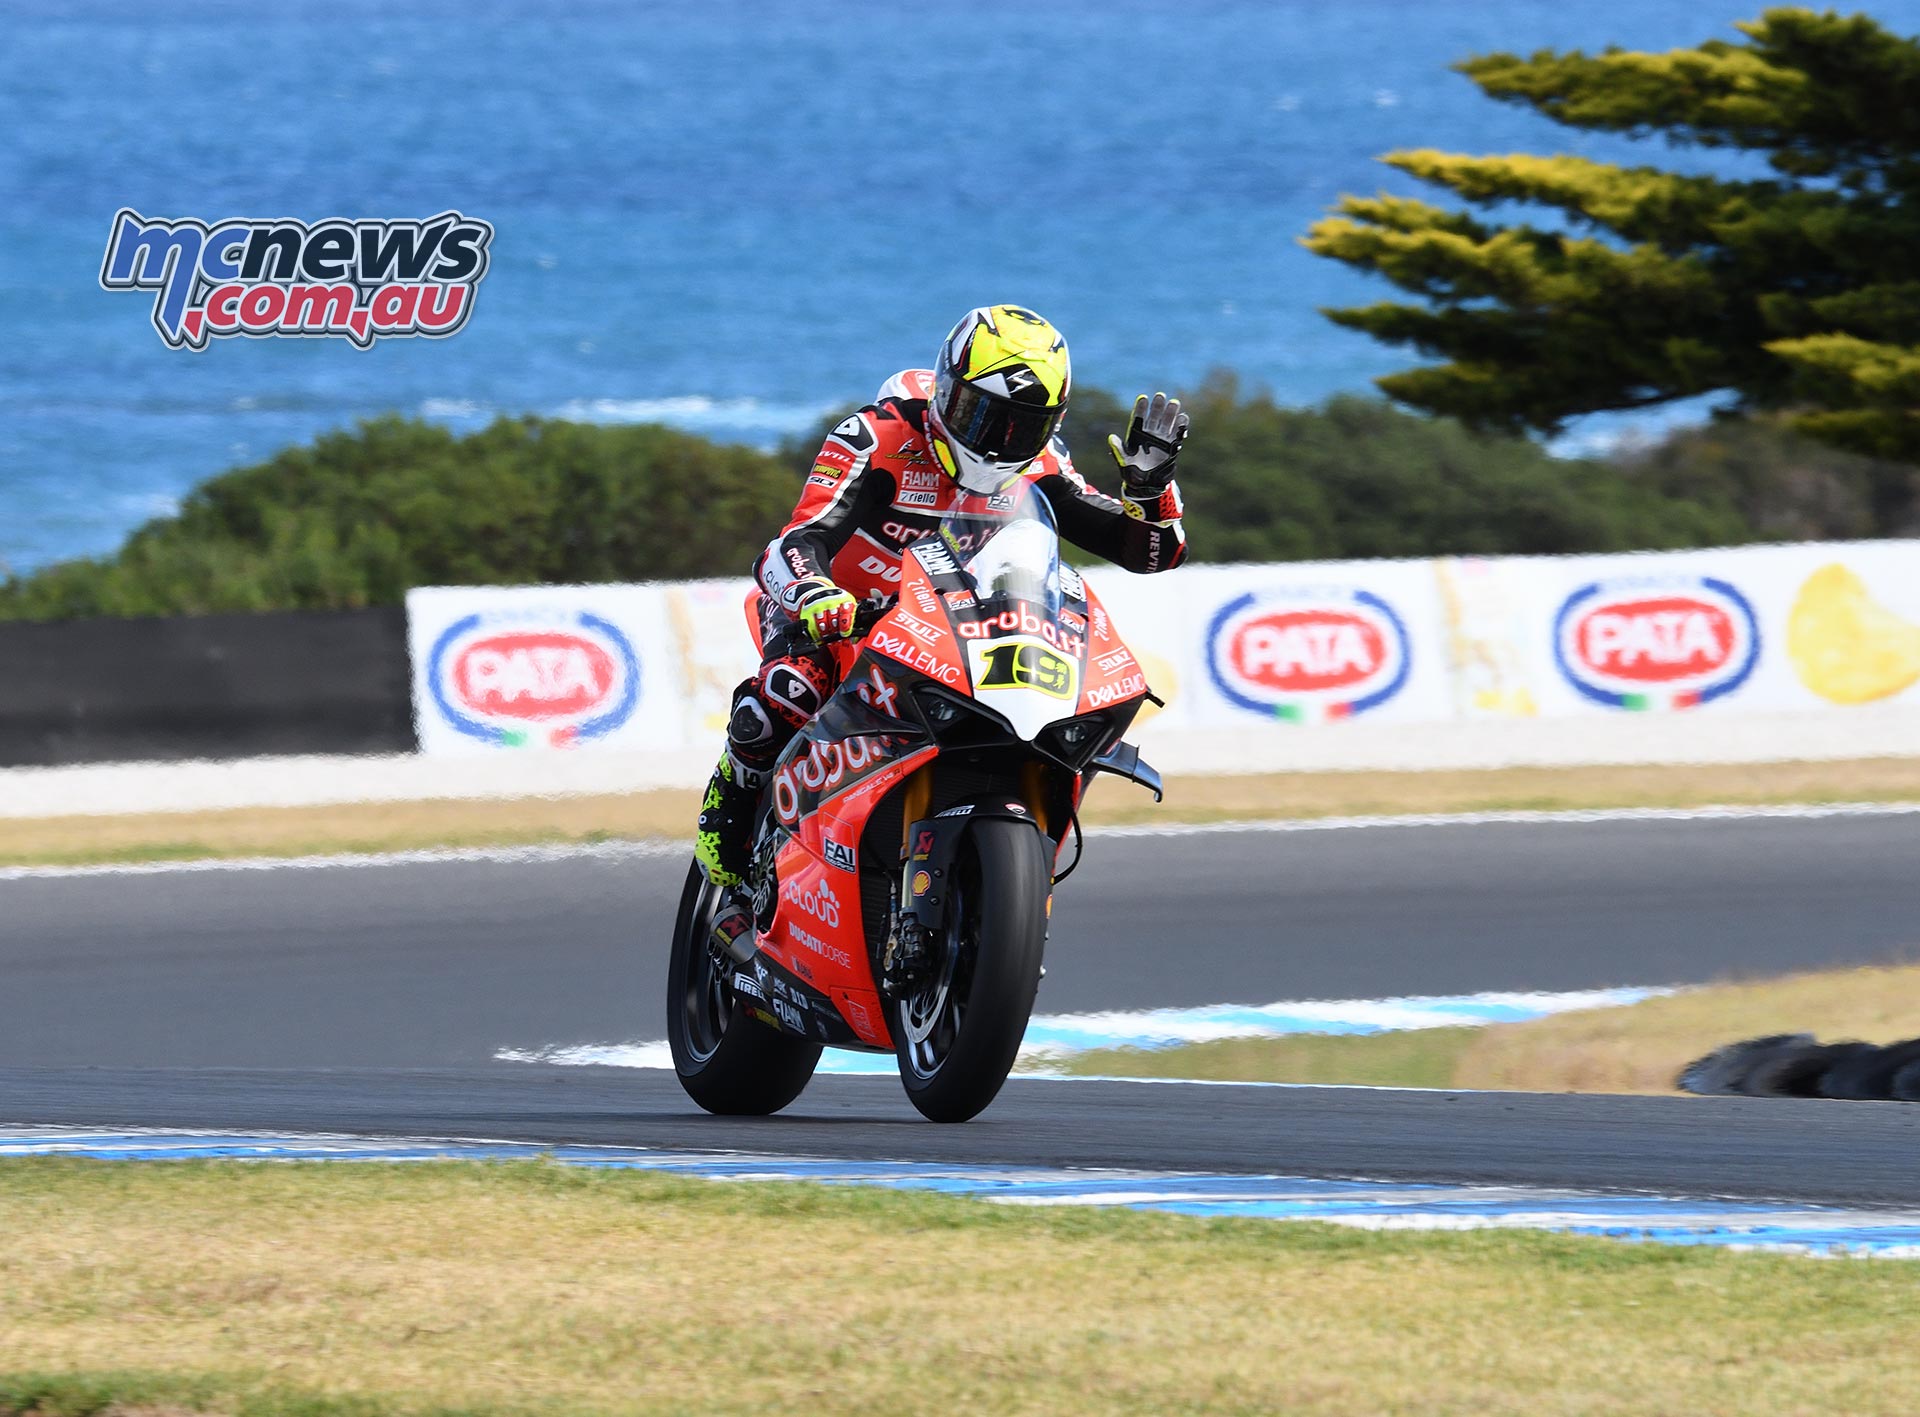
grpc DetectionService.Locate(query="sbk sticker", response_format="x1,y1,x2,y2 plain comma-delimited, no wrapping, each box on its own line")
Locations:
1553,576,1759,709
1206,588,1410,722
426,610,640,747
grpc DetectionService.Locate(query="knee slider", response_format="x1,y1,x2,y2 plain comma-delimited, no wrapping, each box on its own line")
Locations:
726,695,777,756
758,658,830,729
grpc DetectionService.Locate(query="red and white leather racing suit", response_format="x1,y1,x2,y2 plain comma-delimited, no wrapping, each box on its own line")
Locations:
722,368,1186,771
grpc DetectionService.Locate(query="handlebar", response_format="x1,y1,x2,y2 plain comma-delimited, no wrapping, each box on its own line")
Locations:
764,594,896,659
850,595,895,634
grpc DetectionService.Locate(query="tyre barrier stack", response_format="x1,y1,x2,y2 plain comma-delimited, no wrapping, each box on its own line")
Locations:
1679,1035,1920,1100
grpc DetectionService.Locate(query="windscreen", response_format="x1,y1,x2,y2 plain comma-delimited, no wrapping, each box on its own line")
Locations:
939,483,1063,622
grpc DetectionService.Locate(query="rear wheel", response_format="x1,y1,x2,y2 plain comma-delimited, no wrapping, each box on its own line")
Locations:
666,863,820,1115
894,819,1049,1123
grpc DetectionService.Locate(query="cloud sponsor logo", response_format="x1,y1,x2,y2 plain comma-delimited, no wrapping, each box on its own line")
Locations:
1554,576,1759,709
781,873,842,930
1206,588,1410,721
427,611,639,747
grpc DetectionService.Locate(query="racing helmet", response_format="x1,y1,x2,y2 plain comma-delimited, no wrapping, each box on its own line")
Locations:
927,305,1071,493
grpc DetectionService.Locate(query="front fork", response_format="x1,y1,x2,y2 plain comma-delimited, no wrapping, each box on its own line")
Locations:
881,766,1053,997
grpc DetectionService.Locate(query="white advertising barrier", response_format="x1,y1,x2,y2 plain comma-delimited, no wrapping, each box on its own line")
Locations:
1085,557,1454,740
405,537,1920,766
1432,539,1920,720
407,583,701,754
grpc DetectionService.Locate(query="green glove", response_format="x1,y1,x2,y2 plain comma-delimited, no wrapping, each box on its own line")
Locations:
785,577,859,643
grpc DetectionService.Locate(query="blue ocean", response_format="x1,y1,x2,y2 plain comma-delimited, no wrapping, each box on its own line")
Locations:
5,0,1915,574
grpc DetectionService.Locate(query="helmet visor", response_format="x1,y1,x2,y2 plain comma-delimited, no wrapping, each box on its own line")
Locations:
939,379,1064,465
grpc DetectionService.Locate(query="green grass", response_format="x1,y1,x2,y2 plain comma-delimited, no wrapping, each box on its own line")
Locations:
3,1157,1919,1416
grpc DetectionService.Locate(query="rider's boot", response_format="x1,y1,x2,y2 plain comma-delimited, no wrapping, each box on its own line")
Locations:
696,751,764,965
695,750,761,889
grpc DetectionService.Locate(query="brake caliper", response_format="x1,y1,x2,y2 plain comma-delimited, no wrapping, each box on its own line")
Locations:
882,919,939,997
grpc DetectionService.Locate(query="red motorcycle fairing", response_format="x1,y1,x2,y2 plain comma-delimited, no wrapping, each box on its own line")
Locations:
1076,581,1149,713
744,517,1154,1056
752,730,937,1050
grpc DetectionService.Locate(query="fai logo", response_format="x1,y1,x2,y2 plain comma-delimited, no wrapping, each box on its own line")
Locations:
1554,576,1759,709
427,611,639,747
100,209,492,350
1206,588,1410,722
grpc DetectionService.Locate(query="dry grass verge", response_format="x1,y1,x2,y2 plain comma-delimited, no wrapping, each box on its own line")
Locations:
1058,964,1920,1096
6,755,1919,868
1050,1026,1480,1087
3,1158,1919,1417
1454,962,1920,1095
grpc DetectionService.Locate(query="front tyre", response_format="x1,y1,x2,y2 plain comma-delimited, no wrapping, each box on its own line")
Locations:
894,819,1049,1123
667,863,820,1115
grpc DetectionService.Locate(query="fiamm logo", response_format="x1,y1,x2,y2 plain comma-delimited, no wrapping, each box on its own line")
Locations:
1553,576,1759,709
427,610,640,746
1206,588,1410,722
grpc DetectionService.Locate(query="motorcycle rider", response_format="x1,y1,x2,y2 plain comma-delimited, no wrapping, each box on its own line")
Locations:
696,304,1190,946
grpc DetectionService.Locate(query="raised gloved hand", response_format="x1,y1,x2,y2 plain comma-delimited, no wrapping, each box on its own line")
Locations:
1107,392,1190,494
784,577,859,643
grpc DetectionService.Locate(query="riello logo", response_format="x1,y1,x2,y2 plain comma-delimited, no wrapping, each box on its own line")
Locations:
427,611,640,748
99,210,492,350
1205,588,1411,722
1553,576,1760,709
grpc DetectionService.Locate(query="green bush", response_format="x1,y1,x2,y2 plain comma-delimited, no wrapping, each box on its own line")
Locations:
5,379,1902,622
0,416,801,620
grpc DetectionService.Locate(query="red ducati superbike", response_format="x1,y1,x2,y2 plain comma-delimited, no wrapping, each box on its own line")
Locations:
667,484,1163,1122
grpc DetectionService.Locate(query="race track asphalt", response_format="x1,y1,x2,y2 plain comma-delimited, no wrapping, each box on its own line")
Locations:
5,813,1916,1068
4,1066,1919,1207
4,810,1918,1204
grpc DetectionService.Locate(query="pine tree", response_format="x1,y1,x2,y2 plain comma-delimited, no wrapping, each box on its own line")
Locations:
1302,8,1920,461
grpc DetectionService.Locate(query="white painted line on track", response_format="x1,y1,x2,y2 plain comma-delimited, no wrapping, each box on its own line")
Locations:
1088,800,1920,839
496,987,1669,1075
3,799,1914,881
0,838,684,882
5,1126,1915,1257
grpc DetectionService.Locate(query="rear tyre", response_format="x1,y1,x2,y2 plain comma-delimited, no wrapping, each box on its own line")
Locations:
894,819,1049,1123
667,863,821,1115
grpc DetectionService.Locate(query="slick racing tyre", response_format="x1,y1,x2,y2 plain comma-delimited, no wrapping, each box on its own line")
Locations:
893,818,1049,1123
667,863,821,1115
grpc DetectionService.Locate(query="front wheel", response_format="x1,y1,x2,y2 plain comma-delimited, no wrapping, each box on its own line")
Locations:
894,819,1049,1123
666,863,821,1115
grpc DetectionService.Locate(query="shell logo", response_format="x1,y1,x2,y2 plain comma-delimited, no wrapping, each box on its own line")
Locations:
427,611,640,746
1206,589,1410,722
1553,578,1758,709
